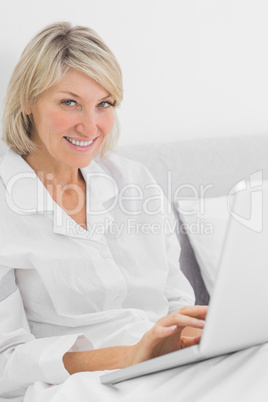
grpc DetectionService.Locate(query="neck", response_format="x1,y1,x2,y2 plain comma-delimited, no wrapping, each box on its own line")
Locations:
23,153,83,188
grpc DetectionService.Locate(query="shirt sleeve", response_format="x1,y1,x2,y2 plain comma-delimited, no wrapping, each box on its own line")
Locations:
133,160,196,313
0,266,93,399
163,213,196,312
138,162,195,312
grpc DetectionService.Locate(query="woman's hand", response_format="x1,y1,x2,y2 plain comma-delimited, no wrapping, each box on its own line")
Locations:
127,305,208,366
63,305,208,374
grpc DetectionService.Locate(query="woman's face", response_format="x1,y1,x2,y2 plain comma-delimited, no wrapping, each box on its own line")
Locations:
28,69,115,169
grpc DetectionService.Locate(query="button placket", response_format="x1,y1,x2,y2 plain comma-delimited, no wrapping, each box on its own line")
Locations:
95,242,128,309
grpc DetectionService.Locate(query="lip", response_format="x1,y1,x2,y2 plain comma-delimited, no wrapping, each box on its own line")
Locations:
64,136,96,142
63,136,99,152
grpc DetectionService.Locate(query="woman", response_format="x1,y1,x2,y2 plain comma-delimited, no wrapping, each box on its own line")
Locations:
0,22,206,400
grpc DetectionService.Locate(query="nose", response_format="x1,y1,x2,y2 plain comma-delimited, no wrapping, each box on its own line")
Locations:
75,110,98,138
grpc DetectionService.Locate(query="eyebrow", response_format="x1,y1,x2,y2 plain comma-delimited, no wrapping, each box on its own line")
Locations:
58,91,113,101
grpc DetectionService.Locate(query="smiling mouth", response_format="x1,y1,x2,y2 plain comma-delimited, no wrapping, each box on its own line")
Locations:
64,136,96,147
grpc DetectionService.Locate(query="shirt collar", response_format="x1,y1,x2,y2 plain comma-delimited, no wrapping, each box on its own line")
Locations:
0,148,53,214
0,148,118,241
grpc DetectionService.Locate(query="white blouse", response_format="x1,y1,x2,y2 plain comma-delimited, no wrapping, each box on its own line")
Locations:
0,149,195,398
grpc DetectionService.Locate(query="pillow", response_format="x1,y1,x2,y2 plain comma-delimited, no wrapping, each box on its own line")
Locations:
176,196,229,295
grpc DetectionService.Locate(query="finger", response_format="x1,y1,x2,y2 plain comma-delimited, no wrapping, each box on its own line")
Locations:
160,314,205,330
177,305,208,320
145,324,178,343
180,335,201,348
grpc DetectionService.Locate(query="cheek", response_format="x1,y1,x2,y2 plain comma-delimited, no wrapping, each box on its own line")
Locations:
47,111,76,132
102,112,115,134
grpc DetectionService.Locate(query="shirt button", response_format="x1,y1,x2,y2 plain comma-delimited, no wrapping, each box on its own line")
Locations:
100,249,110,258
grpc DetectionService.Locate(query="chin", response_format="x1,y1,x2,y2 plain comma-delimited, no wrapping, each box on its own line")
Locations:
70,154,97,169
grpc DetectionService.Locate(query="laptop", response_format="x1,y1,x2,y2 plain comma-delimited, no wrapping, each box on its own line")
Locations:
101,178,268,384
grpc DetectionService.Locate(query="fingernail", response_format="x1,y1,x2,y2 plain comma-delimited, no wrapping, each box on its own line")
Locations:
169,325,177,330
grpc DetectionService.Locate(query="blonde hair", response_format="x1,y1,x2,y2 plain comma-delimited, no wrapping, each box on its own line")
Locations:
2,21,123,158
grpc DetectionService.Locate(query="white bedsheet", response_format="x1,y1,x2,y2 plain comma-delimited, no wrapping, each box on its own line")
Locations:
22,343,268,402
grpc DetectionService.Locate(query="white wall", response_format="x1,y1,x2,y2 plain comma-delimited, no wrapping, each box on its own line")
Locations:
1,0,268,146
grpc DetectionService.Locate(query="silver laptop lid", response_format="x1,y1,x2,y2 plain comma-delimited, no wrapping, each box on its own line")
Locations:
199,178,268,356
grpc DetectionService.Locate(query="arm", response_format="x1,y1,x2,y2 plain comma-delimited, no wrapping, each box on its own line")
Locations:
0,267,206,395
163,211,204,340
163,204,196,312
0,267,92,398
63,346,132,374
63,306,208,374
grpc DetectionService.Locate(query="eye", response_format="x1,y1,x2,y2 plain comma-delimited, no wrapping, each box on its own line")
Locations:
98,101,114,108
61,100,77,107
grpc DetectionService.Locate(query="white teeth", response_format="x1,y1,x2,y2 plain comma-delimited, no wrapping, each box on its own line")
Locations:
65,137,93,146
